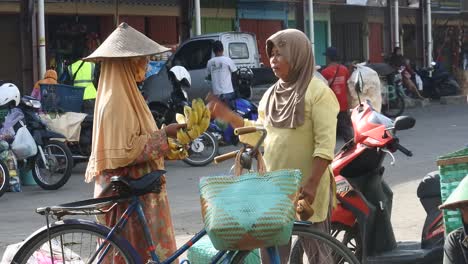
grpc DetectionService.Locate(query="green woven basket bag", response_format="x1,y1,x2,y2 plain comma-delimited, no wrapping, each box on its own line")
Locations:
199,169,302,251
187,236,260,264
437,147,468,234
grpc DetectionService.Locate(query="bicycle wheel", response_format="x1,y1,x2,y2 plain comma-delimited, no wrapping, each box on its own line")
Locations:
231,224,360,264
183,132,219,167
0,159,10,197
13,222,137,264
331,223,362,261
32,140,73,190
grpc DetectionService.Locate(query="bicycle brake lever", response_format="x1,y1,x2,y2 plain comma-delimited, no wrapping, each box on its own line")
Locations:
381,149,396,166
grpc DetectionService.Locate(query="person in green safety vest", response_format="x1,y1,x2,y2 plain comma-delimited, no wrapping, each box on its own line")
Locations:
68,52,99,113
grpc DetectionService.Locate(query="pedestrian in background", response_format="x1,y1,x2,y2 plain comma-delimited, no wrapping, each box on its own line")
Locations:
206,40,237,105
389,47,425,100
321,47,353,142
31,69,58,101
66,50,99,113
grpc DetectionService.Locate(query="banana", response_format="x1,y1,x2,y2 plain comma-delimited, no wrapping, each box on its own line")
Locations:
202,106,211,120
177,129,191,145
192,98,205,123
187,124,203,140
184,106,193,130
199,115,210,132
190,107,199,128
168,138,177,148
187,128,198,140
175,113,186,124
199,107,211,132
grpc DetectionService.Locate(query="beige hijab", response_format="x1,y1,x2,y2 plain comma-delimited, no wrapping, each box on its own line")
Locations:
85,58,161,182
265,29,315,128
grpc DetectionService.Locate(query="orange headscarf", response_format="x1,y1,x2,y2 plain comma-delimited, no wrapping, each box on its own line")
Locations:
85,57,158,182
33,69,58,90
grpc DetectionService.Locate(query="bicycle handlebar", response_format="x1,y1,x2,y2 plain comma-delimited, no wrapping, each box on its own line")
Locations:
234,126,259,136
214,150,239,164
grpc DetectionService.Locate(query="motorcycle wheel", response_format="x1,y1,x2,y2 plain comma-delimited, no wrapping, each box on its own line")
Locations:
331,223,363,261
183,132,219,167
32,140,73,190
0,159,10,197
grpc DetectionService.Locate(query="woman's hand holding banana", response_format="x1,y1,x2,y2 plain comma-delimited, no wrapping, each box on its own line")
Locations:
175,98,211,145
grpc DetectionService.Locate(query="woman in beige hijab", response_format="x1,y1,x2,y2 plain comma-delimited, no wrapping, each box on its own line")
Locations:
209,29,340,262
84,23,184,263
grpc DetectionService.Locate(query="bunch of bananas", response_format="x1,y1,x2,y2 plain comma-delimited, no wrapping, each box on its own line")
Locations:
165,138,189,160
175,98,211,145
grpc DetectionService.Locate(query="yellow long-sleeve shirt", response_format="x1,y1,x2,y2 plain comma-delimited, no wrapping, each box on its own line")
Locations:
240,77,339,222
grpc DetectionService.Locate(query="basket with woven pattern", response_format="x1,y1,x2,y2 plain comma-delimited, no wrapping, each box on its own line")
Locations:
199,168,302,251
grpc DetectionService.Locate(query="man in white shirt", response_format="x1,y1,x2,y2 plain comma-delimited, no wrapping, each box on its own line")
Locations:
206,41,237,104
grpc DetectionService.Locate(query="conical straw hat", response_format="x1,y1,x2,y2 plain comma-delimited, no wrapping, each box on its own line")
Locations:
84,22,170,62
440,176,468,210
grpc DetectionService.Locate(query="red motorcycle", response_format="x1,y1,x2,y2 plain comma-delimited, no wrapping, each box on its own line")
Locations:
330,100,444,263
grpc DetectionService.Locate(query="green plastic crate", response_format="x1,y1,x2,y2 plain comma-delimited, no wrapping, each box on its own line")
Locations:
187,236,260,264
437,147,468,234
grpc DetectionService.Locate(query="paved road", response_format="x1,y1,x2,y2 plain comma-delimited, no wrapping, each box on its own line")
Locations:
1,103,467,259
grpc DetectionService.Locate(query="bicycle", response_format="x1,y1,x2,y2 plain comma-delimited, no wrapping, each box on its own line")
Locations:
12,127,360,264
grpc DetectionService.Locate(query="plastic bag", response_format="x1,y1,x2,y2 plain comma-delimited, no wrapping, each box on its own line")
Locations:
11,124,37,160
1,239,85,264
348,64,382,112
39,112,87,142
0,108,24,139
415,74,423,91
5,150,21,192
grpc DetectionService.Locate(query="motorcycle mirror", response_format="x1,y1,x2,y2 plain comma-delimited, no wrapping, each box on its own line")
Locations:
394,116,416,131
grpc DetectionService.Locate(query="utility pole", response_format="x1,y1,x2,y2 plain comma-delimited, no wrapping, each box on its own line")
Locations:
194,0,201,35
114,0,119,27
308,0,315,52
426,0,433,67
37,0,46,78
394,0,400,48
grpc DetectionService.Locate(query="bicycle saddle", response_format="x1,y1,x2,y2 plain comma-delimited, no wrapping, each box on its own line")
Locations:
110,170,166,196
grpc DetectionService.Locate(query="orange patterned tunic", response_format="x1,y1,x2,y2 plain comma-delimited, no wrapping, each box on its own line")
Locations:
94,130,177,263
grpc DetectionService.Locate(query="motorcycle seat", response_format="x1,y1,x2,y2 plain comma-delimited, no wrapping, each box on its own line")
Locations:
417,171,441,199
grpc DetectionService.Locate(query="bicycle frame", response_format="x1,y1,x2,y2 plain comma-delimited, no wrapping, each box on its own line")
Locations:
92,195,232,264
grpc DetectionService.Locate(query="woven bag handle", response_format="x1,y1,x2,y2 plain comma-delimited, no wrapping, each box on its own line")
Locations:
234,147,266,176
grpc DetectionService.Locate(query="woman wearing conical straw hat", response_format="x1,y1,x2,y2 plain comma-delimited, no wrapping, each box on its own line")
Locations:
84,23,184,263
440,176,468,264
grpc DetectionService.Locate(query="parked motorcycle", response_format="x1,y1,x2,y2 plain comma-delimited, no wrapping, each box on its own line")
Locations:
67,114,93,166
184,68,258,166
17,96,74,190
330,102,443,263
417,62,460,99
